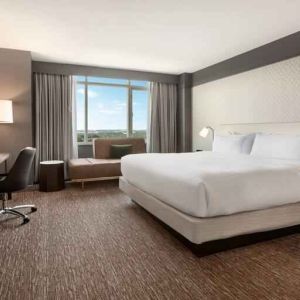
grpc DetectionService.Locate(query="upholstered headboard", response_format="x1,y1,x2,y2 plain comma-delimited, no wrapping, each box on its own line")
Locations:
93,138,146,159
217,122,300,135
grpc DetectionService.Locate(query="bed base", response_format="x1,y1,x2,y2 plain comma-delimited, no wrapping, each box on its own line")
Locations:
119,177,300,256
190,224,300,256
140,208,300,256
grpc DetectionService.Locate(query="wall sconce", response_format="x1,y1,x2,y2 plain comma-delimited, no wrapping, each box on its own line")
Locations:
199,126,214,140
0,100,13,123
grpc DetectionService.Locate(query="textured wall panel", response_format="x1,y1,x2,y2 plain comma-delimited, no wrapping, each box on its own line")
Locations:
192,55,300,150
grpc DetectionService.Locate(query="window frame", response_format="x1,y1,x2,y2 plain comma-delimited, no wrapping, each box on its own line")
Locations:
76,76,149,145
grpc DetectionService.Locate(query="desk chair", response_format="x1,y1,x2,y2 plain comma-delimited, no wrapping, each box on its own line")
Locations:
0,147,37,224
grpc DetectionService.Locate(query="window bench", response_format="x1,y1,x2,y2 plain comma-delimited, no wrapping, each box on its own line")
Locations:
68,138,146,188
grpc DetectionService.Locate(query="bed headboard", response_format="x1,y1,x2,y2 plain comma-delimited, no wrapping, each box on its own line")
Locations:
217,122,300,135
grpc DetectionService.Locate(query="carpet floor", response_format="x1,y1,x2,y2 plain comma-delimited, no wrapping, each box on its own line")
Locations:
0,181,299,300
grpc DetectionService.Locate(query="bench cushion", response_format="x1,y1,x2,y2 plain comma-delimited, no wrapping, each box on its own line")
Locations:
93,138,146,159
68,158,121,179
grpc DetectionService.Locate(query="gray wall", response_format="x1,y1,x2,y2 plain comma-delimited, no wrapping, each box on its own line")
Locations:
32,61,181,157
32,61,179,84
177,73,192,152
0,48,32,172
192,31,300,86
33,61,181,157
191,31,300,151
1,31,298,166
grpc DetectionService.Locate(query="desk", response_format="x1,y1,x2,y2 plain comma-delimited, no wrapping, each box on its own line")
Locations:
0,153,9,173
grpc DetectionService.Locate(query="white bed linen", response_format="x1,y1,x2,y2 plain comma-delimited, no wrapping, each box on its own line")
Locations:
213,133,255,154
121,152,300,218
251,133,300,160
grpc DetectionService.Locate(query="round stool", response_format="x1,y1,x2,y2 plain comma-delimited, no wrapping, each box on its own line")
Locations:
39,160,65,192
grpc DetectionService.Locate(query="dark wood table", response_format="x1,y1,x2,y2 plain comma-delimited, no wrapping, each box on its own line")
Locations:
39,160,65,192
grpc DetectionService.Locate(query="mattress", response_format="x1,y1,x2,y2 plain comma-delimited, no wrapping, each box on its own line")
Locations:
121,152,300,218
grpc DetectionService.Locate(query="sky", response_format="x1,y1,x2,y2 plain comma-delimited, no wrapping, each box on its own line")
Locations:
76,82,148,131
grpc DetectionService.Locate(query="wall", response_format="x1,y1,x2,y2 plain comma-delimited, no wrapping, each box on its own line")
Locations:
33,61,181,157
178,73,192,152
192,55,300,150
0,48,32,171
193,31,300,86
32,61,179,84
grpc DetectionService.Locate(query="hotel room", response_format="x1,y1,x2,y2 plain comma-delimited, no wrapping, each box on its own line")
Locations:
0,0,299,299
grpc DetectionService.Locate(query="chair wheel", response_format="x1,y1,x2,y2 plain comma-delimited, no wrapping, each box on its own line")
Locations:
23,217,30,224
31,207,37,212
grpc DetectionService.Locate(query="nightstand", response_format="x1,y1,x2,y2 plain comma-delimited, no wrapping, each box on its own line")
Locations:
39,160,65,192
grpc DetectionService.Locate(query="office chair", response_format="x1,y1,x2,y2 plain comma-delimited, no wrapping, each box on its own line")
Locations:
0,147,37,224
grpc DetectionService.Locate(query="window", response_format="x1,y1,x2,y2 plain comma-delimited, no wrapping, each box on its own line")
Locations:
132,90,148,138
76,83,85,143
76,76,149,143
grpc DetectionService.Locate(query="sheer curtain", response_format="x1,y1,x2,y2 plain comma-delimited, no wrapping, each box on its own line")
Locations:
149,82,178,153
72,78,78,159
34,73,76,181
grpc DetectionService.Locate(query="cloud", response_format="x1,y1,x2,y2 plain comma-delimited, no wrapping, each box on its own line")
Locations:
96,100,126,115
97,102,124,115
97,103,104,110
77,88,84,95
88,90,98,98
77,88,99,98
114,102,126,110
98,109,119,115
77,88,98,99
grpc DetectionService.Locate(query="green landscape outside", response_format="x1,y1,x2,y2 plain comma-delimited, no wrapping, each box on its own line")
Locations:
77,130,146,143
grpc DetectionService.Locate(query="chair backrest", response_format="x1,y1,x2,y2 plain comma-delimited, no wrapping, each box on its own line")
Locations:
93,138,146,159
4,147,36,192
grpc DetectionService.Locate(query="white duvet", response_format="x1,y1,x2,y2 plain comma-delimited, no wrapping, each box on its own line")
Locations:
121,152,300,217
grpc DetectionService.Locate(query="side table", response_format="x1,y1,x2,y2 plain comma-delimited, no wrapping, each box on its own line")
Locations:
39,160,65,192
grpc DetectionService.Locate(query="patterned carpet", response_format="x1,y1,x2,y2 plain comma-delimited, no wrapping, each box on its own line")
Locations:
0,181,299,300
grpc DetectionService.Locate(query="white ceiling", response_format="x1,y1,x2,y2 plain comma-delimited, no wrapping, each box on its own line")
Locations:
1,0,299,74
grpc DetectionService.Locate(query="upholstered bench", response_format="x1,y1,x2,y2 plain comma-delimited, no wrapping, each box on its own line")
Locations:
68,138,146,188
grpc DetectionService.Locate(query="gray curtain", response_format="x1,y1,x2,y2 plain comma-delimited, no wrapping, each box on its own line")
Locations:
34,73,74,181
149,82,177,153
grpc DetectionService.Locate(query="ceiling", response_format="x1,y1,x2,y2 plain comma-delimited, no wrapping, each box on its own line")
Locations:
1,0,299,74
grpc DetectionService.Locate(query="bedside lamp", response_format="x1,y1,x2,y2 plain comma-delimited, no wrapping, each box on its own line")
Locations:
199,126,214,140
0,100,13,123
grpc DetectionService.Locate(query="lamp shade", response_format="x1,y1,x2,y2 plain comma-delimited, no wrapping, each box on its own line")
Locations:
0,100,13,123
199,127,209,138
199,126,214,139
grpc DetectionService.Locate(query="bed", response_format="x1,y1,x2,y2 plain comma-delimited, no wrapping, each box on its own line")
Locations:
119,123,300,255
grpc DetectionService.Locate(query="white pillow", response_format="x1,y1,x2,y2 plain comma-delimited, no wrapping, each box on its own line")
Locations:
250,133,300,160
213,134,255,154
